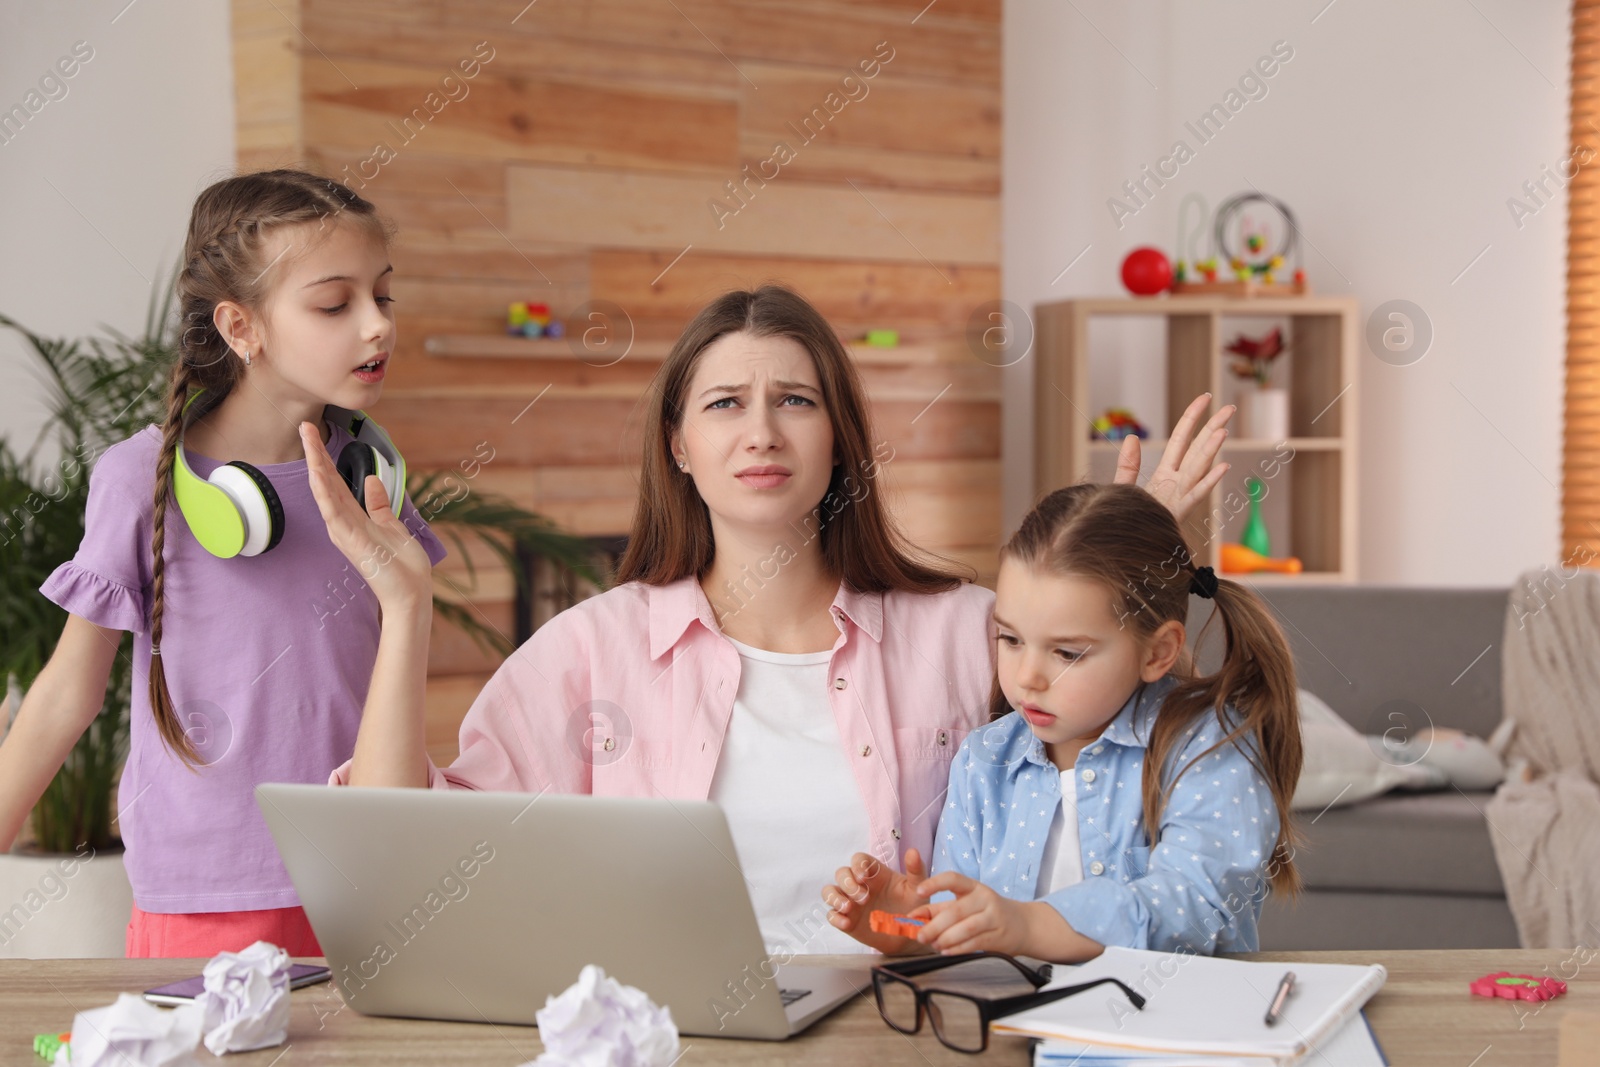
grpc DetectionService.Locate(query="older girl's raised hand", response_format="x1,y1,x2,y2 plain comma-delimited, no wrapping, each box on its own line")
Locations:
1113,393,1234,522
299,421,432,612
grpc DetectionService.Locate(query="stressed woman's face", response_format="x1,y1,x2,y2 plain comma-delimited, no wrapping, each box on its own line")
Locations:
671,331,836,541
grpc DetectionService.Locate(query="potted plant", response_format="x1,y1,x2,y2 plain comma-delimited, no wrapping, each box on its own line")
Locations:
0,275,601,957
1226,326,1291,442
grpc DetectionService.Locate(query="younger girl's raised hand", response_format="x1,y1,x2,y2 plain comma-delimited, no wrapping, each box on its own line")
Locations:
299,421,432,612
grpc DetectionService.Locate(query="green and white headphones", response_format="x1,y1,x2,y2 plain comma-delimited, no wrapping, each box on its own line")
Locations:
173,391,408,558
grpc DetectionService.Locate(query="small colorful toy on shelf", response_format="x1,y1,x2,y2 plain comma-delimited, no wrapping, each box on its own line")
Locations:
861,329,900,348
869,910,927,940
1469,972,1567,1002
506,301,565,340
1090,408,1148,442
33,1032,69,1061
1119,247,1172,297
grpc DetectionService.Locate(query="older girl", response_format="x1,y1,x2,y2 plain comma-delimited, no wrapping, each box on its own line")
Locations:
0,171,446,957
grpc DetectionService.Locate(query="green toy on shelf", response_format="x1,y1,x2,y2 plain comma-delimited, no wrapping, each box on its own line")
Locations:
1240,476,1271,557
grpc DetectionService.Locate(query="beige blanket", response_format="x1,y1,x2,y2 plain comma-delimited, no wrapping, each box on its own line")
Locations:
1486,566,1600,948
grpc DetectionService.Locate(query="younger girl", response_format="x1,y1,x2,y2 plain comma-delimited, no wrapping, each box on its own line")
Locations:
0,170,446,957
825,482,1301,961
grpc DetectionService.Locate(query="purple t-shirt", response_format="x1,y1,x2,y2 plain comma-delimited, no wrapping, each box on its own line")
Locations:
39,419,447,913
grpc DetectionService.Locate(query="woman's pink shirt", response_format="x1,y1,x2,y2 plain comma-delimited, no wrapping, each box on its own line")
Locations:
332,575,996,870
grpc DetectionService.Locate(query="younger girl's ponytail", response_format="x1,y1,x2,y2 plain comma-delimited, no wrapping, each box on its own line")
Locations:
997,483,1303,896
1152,568,1303,895
148,169,391,766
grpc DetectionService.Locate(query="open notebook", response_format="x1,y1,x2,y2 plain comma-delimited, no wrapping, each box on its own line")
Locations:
992,946,1387,1065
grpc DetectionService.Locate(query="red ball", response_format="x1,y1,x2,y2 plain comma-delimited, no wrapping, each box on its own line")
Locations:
1120,247,1172,296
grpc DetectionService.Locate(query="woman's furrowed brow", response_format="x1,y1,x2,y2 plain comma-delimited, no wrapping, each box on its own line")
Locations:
695,379,821,400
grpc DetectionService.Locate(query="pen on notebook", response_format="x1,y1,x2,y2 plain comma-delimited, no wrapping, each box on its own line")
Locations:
1264,971,1295,1026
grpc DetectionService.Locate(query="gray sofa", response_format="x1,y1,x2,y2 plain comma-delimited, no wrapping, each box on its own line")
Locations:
1185,585,1519,950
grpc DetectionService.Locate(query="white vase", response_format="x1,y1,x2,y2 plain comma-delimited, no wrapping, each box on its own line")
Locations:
1238,386,1290,442
0,847,132,958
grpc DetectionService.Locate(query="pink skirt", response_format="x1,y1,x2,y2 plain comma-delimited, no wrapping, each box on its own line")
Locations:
126,902,323,959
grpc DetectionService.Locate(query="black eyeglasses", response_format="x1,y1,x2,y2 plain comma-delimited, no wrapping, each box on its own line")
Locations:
871,951,1146,1054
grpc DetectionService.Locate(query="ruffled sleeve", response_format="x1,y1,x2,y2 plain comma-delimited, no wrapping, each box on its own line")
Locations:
40,563,148,634
39,439,153,634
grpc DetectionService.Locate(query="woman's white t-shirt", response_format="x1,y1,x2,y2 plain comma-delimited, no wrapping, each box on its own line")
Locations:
707,635,875,955
1036,770,1084,896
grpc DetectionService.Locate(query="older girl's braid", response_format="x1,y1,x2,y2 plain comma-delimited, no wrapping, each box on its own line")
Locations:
148,358,201,765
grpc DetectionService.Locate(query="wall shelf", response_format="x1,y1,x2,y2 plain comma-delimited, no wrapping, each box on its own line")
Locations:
1033,296,1360,583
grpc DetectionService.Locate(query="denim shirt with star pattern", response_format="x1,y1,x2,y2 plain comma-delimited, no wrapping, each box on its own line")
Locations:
930,673,1282,954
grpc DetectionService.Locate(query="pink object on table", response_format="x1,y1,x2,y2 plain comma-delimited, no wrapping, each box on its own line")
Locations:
1468,972,1567,1001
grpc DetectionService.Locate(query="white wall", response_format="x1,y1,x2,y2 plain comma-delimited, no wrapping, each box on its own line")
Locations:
0,2,235,468
1003,0,1570,585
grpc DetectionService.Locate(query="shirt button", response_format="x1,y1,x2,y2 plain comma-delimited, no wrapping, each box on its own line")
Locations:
834,678,848,690
603,737,615,752
1089,861,1105,876
1081,769,1096,783
937,730,948,746
891,828,901,840
860,745,872,757
1091,746,1103,755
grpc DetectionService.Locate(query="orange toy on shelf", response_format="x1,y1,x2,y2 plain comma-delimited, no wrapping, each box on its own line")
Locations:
1221,543,1303,575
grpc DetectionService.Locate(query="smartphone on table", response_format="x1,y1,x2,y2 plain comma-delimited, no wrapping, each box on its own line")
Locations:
143,964,331,1006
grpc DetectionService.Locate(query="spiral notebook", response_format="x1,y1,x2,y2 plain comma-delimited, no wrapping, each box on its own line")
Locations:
991,946,1387,1066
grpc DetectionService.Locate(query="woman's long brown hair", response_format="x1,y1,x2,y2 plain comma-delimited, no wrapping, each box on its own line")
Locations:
992,483,1303,895
615,284,969,595
151,169,391,765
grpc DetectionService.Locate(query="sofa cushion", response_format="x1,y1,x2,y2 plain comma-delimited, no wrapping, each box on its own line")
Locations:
1186,586,1507,740
1292,790,1504,895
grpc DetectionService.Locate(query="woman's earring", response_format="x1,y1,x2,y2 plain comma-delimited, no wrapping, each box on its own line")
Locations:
239,348,252,367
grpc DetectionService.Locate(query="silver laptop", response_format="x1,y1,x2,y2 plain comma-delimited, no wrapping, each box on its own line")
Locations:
255,784,867,1039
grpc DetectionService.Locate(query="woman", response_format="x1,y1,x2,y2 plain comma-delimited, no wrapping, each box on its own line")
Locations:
300,285,1234,953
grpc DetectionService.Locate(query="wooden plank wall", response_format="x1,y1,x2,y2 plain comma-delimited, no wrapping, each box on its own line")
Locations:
233,0,1002,764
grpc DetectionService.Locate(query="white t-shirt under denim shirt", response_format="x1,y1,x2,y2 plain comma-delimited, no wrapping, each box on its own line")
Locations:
1036,770,1084,895
708,636,875,955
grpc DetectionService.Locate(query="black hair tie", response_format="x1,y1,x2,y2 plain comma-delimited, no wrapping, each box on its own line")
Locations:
1190,565,1219,599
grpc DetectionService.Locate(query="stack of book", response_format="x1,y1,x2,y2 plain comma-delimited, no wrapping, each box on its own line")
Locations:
991,947,1389,1066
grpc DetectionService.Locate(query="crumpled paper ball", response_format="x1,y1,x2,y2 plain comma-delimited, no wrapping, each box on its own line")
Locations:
66,992,203,1066
194,940,292,1054
524,965,679,1067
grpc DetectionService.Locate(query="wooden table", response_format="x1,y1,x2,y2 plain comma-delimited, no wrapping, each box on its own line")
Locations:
2,949,1593,1064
